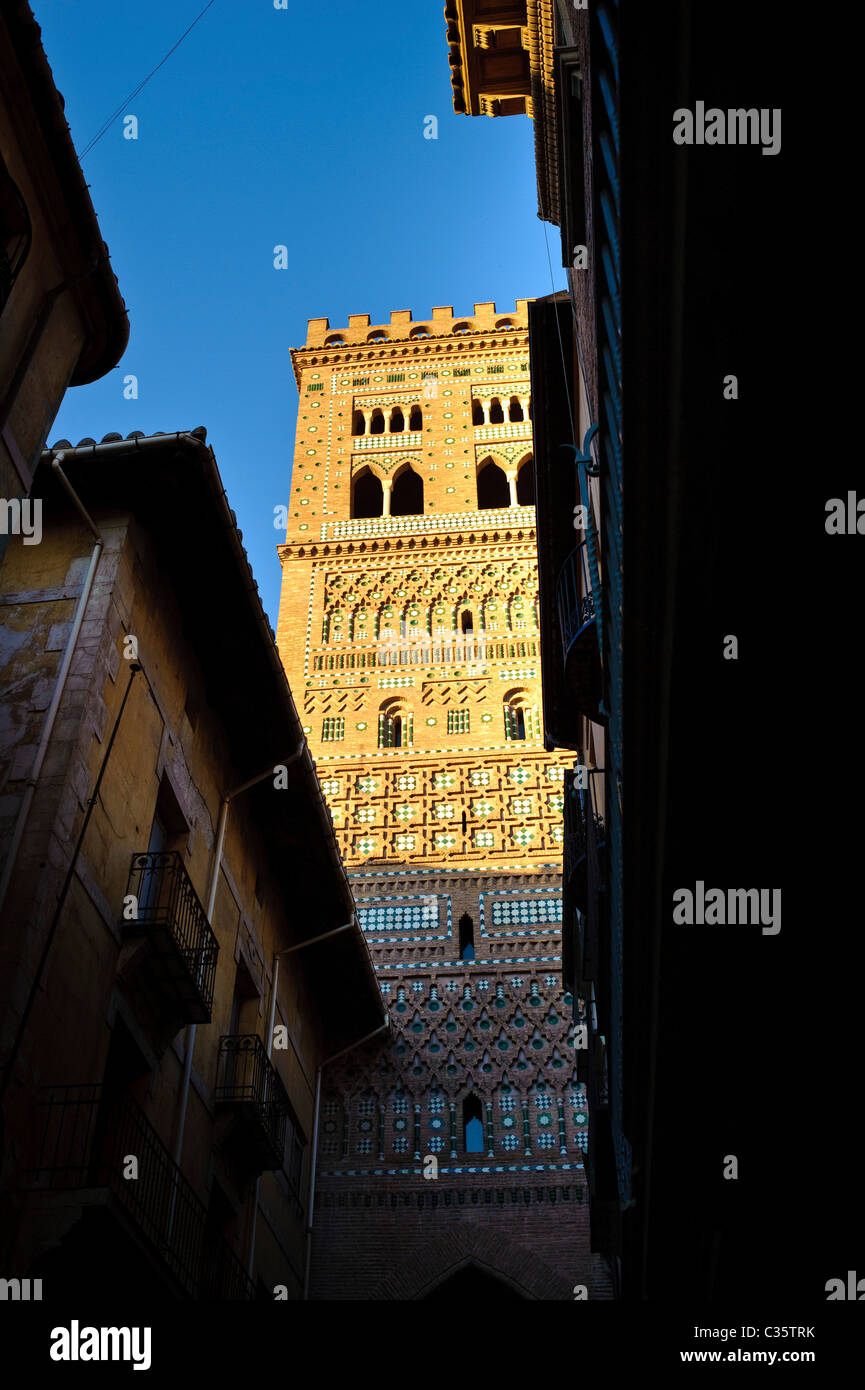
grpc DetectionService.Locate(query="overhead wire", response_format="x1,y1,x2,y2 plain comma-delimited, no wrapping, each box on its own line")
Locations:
79,0,218,158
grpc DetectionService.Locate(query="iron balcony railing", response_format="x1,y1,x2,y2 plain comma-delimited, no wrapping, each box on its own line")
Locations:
124,851,219,1022
215,1035,290,1171
555,542,604,722
556,541,596,652
26,1084,254,1300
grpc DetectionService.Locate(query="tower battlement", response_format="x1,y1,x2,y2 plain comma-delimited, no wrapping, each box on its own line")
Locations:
299,299,531,353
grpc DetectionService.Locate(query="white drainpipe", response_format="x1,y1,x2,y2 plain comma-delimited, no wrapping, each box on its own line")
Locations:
172,743,306,1172
248,915,359,1284
303,1015,390,1300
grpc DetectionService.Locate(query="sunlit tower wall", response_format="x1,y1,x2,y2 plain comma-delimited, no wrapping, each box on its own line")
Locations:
276,302,610,1300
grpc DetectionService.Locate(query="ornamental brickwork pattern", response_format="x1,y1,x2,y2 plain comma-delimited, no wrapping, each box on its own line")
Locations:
276,304,608,1299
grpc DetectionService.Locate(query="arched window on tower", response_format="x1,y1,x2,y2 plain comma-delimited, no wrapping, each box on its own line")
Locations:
409,404,423,431
477,458,510,510
516,455,535,505
351,409,365,436
351,468,383,518
508,396,524,422
369,408,385,435
489,397,504,425
472,398,485,426
459,913,475,961
390,406,405,433
378,701,413,748
391,465,423,516
460,609,475,661
463,1094,484,1152
504,694,532,741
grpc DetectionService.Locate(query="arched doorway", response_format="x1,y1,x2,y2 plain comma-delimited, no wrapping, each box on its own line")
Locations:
423,1263,525,1301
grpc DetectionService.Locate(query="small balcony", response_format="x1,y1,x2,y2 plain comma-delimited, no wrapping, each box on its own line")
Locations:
215,1035,290,1174
562,768,606,996
121,851,219,1025
25,1084,254,1300
555,542,604,722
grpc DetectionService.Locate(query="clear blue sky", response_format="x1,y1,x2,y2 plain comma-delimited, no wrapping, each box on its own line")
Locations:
37,0,566,623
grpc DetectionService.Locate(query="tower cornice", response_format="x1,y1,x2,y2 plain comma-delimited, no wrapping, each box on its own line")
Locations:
289,302,531,387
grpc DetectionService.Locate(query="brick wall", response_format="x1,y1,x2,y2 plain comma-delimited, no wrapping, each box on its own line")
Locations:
276,306,612,1299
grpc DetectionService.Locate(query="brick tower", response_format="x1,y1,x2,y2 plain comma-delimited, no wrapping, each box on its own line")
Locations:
276,301,608,1300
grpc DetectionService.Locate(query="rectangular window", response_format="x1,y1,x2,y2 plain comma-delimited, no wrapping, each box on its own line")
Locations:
280,1107,307,1221
555,46,586,272
321,717,344,742
447,709,470,734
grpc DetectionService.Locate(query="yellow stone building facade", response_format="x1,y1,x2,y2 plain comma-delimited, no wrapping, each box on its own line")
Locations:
275,303,605,1300
276,299,574,872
